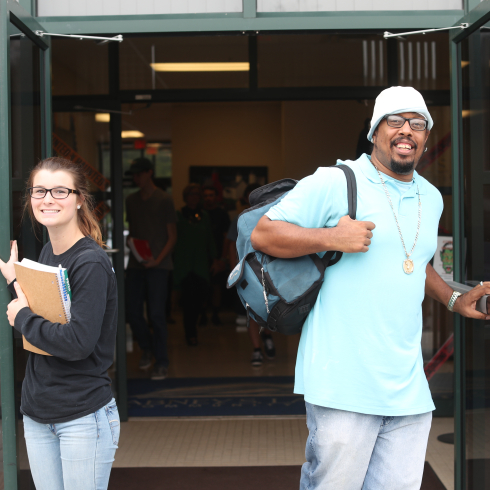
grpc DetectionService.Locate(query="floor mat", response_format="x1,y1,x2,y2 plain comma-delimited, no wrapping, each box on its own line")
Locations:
107,463,446,490
127,376,305,417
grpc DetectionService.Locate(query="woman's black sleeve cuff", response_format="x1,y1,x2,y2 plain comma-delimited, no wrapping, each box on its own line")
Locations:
7,279,17,299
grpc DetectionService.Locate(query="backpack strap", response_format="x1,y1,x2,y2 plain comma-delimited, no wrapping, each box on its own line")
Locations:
321,164,357,268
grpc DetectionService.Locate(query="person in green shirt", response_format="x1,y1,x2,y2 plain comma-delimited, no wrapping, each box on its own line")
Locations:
173,183,217,346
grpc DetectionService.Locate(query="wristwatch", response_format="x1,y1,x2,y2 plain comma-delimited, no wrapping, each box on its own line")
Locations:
447,291,462,312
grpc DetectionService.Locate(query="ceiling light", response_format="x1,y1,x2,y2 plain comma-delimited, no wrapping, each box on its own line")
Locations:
462,109,484,118
150,62,250,72
121,130,145,138
95,113,110,122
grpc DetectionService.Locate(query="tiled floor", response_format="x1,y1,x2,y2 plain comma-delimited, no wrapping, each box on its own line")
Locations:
114,417,308,468
426,417,454,490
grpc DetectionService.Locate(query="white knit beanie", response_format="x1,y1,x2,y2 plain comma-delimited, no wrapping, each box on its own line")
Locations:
367,86,433,142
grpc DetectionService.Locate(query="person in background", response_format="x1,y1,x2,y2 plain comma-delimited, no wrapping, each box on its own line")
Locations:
0,157,119,490
173,184,217,346
228,183,276,367
201,185,231,326
125,158,177,380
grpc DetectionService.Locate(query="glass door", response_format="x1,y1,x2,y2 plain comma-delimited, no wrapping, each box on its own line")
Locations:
0,2,52,489
451,5,490,490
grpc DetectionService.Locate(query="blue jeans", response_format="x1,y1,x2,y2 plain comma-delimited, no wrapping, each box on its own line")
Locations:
301,402,432,490
126,268,169,367
23,398,120,490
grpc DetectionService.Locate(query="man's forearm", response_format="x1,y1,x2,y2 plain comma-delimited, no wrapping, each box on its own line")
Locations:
425,263,453,306
251,215,374,257
251,219,336,258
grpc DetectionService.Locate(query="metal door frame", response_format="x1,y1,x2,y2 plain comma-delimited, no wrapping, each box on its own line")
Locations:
450,2,490,489
0,1,51,488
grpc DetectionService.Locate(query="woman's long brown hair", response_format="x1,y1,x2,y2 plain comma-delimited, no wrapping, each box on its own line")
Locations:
24,157,105,248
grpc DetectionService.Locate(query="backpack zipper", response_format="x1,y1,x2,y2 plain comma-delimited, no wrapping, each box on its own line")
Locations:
261,267,270,314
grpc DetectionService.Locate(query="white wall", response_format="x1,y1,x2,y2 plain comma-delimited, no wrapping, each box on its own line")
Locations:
257,0,463,10
38,0,464,16
37,0,242,17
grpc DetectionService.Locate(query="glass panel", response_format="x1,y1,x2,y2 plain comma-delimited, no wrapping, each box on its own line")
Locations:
10,23,42,179
9,20,45,485
51,39,109,96
461,21,490,490
258,34,387,87
120,103,173,268
417,105,454,468
52,111,112,247
120,36,249,90
397,33,450,91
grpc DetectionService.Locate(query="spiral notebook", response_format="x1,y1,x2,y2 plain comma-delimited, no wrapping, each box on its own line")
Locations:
14,260,72,356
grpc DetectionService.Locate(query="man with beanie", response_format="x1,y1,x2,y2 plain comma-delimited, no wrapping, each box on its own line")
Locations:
252,87,490,489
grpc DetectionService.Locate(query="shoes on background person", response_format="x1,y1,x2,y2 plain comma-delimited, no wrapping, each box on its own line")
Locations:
236,315,247,326
261,333,276,360
150,365,168,381
251,349,264,367
139,350,153,370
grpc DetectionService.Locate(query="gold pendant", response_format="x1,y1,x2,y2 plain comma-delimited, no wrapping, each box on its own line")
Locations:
403,259,414,274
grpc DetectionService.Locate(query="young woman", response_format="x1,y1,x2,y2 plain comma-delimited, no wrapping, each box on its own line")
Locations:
0,157,119,490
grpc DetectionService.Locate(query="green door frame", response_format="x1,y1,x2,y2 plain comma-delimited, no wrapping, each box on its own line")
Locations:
0,1,51,489
450,2,490,489
36,10,464,36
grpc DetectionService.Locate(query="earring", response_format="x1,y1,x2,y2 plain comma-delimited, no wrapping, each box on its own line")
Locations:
424,148,428,153
77,205,81,209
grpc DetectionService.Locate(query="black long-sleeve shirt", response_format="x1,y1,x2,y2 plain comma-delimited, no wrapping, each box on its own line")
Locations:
9,237,118,424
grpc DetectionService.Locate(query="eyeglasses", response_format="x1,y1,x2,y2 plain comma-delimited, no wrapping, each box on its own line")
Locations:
385,115,427,131
28,187,81,199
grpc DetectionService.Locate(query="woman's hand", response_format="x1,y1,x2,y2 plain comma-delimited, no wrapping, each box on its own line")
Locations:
7,282,29,326
0,240,18,284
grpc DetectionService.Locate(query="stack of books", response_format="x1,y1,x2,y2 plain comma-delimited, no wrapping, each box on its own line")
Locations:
14,259,72,356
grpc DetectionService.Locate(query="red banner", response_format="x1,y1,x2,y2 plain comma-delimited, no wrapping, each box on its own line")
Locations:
424,334,454,381
417,132,451,174
52,134,110,192
94,201,111,222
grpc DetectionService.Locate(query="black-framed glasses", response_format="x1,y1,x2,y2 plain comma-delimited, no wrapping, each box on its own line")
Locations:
385,115,427,131
28,187,81,199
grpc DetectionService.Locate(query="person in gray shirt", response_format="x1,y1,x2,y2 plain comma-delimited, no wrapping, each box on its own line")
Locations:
125,158,177,380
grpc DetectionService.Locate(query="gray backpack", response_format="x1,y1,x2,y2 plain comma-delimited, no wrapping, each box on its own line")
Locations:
227,165,357,335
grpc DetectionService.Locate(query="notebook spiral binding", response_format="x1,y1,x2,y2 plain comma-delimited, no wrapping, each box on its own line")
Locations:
57,269,71,323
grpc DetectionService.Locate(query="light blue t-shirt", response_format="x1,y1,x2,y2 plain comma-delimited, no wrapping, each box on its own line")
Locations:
265,154,443,416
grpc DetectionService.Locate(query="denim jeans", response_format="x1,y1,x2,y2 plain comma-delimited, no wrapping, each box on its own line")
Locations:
23,398,120,490
301,402,432,490
126,268,169,367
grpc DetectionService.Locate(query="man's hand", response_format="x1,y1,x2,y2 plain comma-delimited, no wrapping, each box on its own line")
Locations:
7,282,29,326
453,282,490,320
0,240,18,285
143,257,160,269
330,216,376,253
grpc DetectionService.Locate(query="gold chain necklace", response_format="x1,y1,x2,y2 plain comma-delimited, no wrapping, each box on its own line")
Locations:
373,164,421,275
